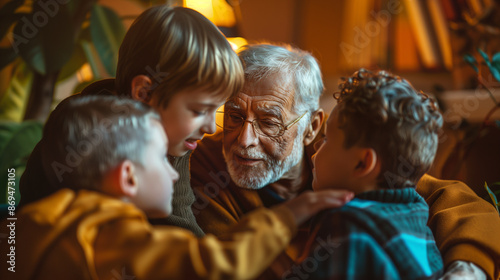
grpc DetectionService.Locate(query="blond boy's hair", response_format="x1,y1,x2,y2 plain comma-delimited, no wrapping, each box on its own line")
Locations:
116,6,244,107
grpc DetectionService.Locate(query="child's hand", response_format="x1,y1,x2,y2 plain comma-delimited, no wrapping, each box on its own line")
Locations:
281,190,354,225
439,261,486,280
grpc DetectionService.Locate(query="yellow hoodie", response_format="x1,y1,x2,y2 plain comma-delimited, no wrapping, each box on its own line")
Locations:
0,188,297,280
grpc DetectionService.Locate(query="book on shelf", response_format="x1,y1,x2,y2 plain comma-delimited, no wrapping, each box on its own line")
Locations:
338,0,454,71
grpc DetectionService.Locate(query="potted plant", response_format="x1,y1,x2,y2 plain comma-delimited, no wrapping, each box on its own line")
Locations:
0,0,129,204
441,48,500,213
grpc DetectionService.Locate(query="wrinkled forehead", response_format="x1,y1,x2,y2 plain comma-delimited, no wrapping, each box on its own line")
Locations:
226,73,295,116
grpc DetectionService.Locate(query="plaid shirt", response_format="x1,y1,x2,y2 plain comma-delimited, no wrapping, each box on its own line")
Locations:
285,187,443,280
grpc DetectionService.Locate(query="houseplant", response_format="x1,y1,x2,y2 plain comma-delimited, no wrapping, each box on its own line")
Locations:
0,0,127,204
442,48,500,213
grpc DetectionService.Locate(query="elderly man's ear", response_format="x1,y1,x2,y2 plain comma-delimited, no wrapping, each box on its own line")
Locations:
303,109,325,146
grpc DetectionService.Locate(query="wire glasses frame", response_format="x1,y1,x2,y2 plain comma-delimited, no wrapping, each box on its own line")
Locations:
216,110,308,138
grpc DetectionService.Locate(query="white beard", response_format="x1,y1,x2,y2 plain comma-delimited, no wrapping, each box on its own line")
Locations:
224,133,304,190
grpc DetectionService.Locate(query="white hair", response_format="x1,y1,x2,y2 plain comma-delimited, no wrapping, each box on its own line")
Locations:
238,44,324,116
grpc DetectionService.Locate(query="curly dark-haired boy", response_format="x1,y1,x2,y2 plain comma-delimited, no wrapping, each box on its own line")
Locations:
290,69,444,280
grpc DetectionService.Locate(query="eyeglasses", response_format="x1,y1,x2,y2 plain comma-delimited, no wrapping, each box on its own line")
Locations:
216,110,308,138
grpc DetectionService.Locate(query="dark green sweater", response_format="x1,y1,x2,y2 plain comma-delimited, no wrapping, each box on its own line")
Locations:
149,151,205,237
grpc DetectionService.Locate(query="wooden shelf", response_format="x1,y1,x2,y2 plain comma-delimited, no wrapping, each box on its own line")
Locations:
437,89,500,123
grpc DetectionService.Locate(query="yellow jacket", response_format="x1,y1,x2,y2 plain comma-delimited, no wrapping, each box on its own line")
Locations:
0,188,297,280
191,131,500,280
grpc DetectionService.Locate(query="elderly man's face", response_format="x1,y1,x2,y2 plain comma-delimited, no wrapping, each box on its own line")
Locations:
222,73,306,189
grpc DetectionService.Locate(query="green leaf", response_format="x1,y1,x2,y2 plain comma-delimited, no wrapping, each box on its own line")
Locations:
0,61,32,122
90,5,125,77
485,182,500,213
491,52,500,68
13,2,76,74
496,120,500,128
0,120,43,203
476,49,500,82
487,52,500,82
0,47,18,70
80,39,102,79
488,64,500,83
464,54,478,73
478,48,490,64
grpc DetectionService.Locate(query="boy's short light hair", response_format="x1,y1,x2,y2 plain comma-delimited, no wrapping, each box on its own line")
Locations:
335,69,443,188
116,6,244,108
40,95,160,192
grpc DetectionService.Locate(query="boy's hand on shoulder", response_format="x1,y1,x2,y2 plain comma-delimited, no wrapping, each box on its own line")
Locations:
281,190,354,225
439,261,486,280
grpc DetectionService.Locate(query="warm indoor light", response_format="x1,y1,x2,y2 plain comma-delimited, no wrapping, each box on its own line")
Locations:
184,0,236,27
76,63,93,83
227,37,248,51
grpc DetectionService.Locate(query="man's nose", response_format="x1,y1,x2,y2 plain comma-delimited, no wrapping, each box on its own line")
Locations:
237,121,259,148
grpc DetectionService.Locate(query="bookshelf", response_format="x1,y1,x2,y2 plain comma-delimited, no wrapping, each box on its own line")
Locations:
336,0,482,73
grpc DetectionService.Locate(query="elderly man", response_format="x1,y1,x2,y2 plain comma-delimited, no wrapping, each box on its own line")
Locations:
191,44,500,279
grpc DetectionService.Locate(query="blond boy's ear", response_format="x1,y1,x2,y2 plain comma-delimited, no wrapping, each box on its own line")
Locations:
101,160,139,198
353,148,380,178
131,75,153,103
304,109,325,146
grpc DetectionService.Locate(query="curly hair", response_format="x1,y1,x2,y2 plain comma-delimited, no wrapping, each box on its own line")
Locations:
335,69,443,188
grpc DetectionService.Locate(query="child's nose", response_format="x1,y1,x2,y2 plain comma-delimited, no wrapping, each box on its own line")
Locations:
201,112,217,135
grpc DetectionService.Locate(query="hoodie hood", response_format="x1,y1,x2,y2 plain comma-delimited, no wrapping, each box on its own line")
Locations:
0,188,146,280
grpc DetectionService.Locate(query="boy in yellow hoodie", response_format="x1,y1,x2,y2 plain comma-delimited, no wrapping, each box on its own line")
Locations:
0,95,353,280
